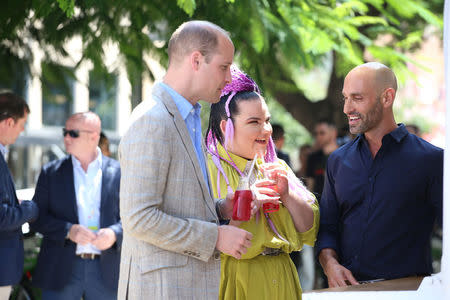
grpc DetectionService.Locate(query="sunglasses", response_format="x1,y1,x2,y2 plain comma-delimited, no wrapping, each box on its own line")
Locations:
63,128,93,138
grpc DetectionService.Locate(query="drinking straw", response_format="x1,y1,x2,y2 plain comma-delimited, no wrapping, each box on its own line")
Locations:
246,154,258,182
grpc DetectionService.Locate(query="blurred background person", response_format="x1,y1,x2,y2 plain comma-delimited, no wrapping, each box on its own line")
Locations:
0,92,39,300
272,123,292,167
405,123,421,137
98,131,111,157
337,124,353,146
296,144,312,180
304,120,339,289
306,120,339,201
31,112,122,300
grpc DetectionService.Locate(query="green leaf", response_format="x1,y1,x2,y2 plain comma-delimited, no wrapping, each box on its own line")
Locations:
347,16,388,27
176,0,196,16
56,0,75,18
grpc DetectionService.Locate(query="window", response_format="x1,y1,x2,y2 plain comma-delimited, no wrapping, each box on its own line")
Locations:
89,68,117,130
41,63,73,127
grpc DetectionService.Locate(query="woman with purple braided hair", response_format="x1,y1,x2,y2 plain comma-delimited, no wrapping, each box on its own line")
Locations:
205,65,319,299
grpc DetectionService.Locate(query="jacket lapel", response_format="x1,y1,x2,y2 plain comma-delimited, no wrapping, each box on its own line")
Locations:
99,156,110,228
63,156,78,220
0,153,19,204
153,83,217,219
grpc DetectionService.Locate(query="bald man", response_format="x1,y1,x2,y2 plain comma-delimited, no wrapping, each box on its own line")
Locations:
316,62,443,287
118,20,252,299
31,112,122,300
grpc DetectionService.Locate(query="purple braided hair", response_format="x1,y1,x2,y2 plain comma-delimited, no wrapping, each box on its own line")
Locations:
206,65,314,225
206,65,277,195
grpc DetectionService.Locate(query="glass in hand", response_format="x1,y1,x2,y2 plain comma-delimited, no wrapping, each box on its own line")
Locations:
232,177,253,221
256,157,280,213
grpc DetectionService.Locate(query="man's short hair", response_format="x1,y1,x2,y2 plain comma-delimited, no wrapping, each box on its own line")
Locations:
0,91,30,122
316,119,337,130
99,131,108,146
272,124,285,141
168,20,229,65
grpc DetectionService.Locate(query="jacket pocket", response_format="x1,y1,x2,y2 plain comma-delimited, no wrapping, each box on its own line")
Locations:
139,250,188,274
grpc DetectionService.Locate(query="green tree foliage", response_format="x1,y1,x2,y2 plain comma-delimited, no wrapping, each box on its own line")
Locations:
0,0,443,136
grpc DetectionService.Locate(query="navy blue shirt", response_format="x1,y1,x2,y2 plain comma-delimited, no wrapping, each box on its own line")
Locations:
316,124,443,281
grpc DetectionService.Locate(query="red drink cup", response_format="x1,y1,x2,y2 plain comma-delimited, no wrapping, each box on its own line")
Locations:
263,184,280,213
232,190,253,221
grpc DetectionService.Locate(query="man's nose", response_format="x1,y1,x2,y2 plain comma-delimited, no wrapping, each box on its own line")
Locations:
225,67,232,84
343,98,352,115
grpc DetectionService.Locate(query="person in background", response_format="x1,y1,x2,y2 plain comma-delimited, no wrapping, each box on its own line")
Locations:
31,112,122,300
306,120,339,200
294,144,315,291
272,123,291,167
336,124,353,146
296,144,312,180
0,92,39,300
405,124,421,137
98,131,111,157
316,62,443,287
206,65,319,299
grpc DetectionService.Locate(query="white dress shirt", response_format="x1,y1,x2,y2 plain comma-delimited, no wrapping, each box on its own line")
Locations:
72,148,103,255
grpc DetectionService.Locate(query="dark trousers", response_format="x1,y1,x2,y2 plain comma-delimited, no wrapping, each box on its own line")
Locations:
42,257,116,300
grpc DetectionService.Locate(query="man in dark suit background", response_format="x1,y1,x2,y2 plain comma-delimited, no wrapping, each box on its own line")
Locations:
31,112,122,300
0,92,39,300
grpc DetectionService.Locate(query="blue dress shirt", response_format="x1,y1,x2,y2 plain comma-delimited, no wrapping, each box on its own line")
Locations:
0,143,7,158
160,83,209,188
316,124,443,281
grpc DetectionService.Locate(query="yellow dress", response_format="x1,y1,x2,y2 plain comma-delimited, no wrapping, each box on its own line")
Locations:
207,144,320,300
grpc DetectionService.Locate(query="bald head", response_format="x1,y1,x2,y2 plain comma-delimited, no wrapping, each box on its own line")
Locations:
68,112,101,134
168,20,231,66
350,62,397,96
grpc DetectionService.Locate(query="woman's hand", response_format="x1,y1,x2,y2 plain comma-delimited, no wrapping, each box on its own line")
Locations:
258,163,289,201
251,177,281,212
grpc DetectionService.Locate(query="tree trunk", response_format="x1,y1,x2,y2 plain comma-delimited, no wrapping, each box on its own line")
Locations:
273,54,348,133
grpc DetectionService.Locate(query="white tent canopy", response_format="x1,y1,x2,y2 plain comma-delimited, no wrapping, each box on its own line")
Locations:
305,1,450,298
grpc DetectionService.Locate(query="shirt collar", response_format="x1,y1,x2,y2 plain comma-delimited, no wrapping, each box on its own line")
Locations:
71,147,103,170
357,123,408,146
217,143,249,172
0,143,7,158
160,82,201,120
390,123,408,142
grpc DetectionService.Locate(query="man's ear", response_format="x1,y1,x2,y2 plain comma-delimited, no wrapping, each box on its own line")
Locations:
220,119,227,135
382,88,395,107
4,117,15,127
190,51,203,71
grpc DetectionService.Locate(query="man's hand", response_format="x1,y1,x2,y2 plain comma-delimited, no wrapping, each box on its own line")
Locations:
216,225,253,260
68,224,97,245
319,248,359,288
325,261,359,287
92,228,117,250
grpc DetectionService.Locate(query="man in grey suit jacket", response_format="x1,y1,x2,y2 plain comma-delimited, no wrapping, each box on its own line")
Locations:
119,20,253,299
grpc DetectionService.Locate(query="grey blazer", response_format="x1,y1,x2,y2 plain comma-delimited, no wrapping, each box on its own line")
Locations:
118,82,220,299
